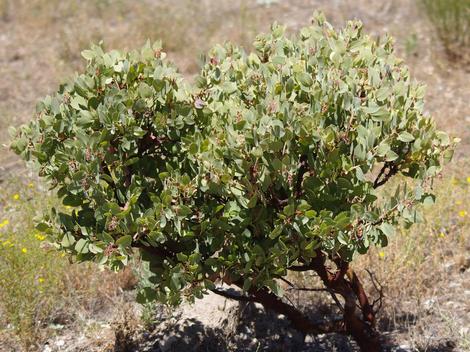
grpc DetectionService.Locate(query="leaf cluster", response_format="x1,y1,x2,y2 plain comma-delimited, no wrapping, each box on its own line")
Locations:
11,13,456,305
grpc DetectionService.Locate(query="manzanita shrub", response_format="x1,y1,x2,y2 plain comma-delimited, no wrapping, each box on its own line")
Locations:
11,14,456,350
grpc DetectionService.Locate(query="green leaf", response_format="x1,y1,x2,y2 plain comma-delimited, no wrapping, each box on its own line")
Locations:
138,82,153,98
398,131,415,142
221,81,237,94
75,238,89,254
81,49,95,60
61,233,75,248
269,225,283,239
271,158,282,171
70,96,88,110
385,150,399,162
422,194,435,207
295,72,313,87
89,243,104,254
376,143,390,156
355,167,366,181
170,273,181,290
177,205,192,217
176,253,188,262
243,278,252,292
283,204,295,217
379,222,395,237
98,232,114,244
116,235,132,248
63,195,83,207
189,143,198,155
305,210,317,218
247,194,258,208
35,222,51,232
266,280,284,297
337,177,352,190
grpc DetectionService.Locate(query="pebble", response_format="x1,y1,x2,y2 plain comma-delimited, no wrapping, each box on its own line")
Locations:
423,298,436,310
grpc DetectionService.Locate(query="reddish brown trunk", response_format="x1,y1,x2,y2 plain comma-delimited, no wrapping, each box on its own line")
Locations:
246,285,345,335
347,268,376,326
235,283,381,351
308,253,381,351
216,253,382,351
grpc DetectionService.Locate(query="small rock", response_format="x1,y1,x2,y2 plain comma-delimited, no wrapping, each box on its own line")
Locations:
159,335,177,352
423,298,436,310
458,257,470,272
304,335,315,343
444,262,455,272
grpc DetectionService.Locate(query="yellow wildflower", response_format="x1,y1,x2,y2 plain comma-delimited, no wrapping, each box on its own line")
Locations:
438,232,446,238
0,219,9,229
28,182,34,188
451,177,459,186
378,251,385,259
456,200,463,205
35,233,46,241
458,210,468,218
12,194,20,201
467,177,470,184
38,277,45,284
21,247,27,253
65,205,72,210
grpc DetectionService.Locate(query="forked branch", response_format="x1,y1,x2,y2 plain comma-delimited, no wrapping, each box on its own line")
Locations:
212,255,382,351
373,161,399,188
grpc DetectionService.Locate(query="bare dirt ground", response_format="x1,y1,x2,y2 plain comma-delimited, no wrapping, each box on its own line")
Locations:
0,0,469,351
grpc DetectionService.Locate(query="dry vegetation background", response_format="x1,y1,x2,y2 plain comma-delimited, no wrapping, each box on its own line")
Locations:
0,0,469,351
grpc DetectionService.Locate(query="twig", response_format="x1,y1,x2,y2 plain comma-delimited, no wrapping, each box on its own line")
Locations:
211,287,257,302
328,290,345,313
373,162,399,189
287,263,315,272
365,269,384,314
287,286,328,292
295,154,308,197
280,276,296,288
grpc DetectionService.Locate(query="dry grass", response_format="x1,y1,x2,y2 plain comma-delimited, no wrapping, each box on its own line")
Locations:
0,0,269,73
0,177,138,350
421,0,470,64
355,160,470,349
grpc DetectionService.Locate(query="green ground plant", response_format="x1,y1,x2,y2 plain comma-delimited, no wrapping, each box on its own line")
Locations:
421,0,470,63
0,179,133,350
10,13,457,351
0,181,67,348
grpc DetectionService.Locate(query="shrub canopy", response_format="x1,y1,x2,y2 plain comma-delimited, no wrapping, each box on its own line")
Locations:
12,14,455,305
